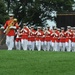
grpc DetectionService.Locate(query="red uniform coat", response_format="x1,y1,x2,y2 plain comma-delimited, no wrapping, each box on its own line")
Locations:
35,30,43,41
45,30,53,42
51,31,59,42
59,31,65,43
21,27,29,40
15,30,21,42
4,19,19,36
28,29,36,41
64,31,72,42
71,32,75,42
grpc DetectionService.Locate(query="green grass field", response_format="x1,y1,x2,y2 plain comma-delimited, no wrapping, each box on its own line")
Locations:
0,50,75,75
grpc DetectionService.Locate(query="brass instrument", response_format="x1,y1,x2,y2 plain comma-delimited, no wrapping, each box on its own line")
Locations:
5,18,17,35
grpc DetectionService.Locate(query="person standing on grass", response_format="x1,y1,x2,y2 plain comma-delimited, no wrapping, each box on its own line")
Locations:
41,27,46,51
3,14,19,50
28,26,36,51
20,23,29,50
35,27,43,51
51,27,59,51
56,28,61,51
65,26,72,52
59,27,65,51
44,27,51,51
46,26,52,51
71,27,75,52
15,27,21,50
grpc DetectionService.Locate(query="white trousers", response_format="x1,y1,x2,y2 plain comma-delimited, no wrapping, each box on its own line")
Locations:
59,42,65,51
42,41,51,51
42,41,47,51
28,41,32,50
57,42,60,51
15,41,21,50
52,41,58,51
31,41,35,51
65,40,72,52
46,41,50,51
28,41,35,51
72,42,75,52
36,40,41,51
21,39,28,50
6,36,14,50
50,41,53,51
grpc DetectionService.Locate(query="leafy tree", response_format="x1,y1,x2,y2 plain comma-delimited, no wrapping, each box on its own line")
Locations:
0,0,8,25
4,0,74,27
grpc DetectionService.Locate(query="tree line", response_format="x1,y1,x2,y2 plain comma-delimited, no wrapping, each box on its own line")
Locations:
0,0,74,27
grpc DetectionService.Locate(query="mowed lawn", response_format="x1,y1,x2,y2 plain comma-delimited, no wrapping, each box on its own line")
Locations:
0,50,75,75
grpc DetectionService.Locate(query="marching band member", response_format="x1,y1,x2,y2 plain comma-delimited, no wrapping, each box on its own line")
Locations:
44,26,51,51
65,26,72,52
51,27,59,51
56,28,60,51
3,14,19,50
28,26,36,51
15,27,21,50
41,27,46,51
27,27,32,50
20,23,29,50
59,27,65,51
35,27,43,51
71,27,75,52
47,26,53,51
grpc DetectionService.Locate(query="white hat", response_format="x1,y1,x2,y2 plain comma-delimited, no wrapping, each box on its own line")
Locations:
57,28,60,31
47,25,50,28
23,23,26,26
67,26,71,29
37,26,41,29
73,27,75,29
31,26,34,28
61,27,64,30
9,13,14,16
54,27,57,30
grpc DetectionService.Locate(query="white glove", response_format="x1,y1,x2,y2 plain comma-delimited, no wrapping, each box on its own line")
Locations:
0,26,4,29
10,26,16,29
24,29,27,32
37,32,41,35
42,35,45,37
55,33,58,36
4,29,6,33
